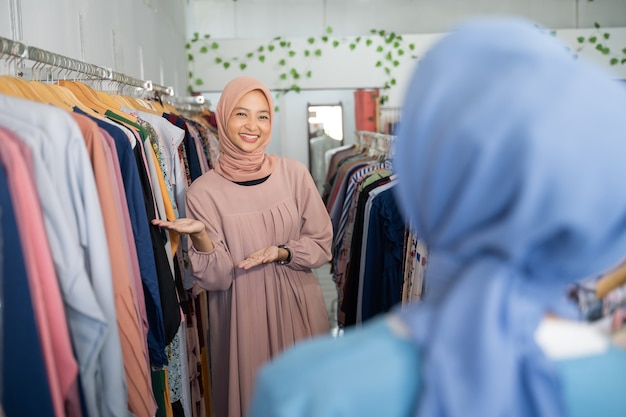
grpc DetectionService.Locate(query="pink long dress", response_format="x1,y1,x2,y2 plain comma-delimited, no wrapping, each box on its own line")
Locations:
186,156,332,417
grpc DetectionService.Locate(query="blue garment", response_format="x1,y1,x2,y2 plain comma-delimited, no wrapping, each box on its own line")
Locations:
334,160,391,255
393,17,626,417
248,317,626,417
342,175,392,326
0,162,55,417
249,317,421,417
360,185,405,322
559,346,626,417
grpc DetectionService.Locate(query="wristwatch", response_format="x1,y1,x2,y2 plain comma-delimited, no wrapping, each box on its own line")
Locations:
277,244,292,265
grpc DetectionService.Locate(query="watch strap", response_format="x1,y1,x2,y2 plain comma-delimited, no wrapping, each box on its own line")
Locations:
277,244,292,265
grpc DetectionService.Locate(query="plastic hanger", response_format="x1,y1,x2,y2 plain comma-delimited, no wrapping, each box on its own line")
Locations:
596,261,626,298
22,64,58,103
93,90,122,111
135,97,163,115
60,80,139,123
0,50,32,97
58,80,111,114
30,81,74,111
148,99,165,114
0,74,76,113
111,93,162,119
0,75,25,96
40,83,75,109
162,101,178,114
0,75,40,101
117,95,157,114
52,84,104,119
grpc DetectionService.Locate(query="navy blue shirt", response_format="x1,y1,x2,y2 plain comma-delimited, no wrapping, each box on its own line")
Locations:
361,186,405,322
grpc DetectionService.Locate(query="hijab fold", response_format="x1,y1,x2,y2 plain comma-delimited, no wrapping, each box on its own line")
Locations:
214,76,277,182
392,17,626,417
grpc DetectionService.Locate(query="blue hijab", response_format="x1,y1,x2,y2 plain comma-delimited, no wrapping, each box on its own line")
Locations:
393,17,626,417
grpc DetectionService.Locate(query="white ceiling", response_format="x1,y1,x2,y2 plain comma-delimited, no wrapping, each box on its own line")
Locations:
189,0,626,39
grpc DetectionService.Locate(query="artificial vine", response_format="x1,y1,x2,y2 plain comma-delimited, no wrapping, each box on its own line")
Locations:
574,22,626,65
186,22,625,109
186,26,418,107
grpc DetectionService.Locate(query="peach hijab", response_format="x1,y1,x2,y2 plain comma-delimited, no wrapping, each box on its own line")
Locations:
214,76,277,182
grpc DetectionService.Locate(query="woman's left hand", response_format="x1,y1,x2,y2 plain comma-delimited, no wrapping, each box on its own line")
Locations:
238,246,280,270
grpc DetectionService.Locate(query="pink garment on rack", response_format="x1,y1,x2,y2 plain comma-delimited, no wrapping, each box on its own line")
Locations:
0,127,82,417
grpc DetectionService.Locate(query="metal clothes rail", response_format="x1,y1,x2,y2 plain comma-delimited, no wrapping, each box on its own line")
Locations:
164,94,210,113
0,35,174,96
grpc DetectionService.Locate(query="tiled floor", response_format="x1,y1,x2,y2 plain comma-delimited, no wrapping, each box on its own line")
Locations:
313,262,342,336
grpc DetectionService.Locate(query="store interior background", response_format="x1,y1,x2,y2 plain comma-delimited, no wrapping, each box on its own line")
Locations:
2,0,626,327
1,0,626,167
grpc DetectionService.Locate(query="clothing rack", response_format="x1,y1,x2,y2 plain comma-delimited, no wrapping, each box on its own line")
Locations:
0,35,174,96
164,94,209,113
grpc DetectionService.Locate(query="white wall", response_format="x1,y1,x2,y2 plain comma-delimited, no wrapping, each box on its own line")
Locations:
188,23,626,102
188,32,440,104
187,0,626,101
190,26,626,166
187,0,626,166
0,0,190,95
189,0,626,40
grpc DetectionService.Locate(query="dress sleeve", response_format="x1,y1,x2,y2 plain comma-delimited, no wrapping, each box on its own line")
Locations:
185,189,235,291
285,162,333,271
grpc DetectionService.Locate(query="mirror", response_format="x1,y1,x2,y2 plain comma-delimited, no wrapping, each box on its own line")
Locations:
307,103,344,194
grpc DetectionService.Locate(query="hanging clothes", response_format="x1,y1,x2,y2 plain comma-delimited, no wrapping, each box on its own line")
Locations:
0,93,129,417
0,73,218,417
356,179,406,324
324,132,428,328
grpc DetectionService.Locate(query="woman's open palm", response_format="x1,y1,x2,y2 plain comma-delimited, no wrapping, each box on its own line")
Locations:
152,218,205,236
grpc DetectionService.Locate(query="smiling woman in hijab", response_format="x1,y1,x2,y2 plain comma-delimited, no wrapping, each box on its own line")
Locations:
246,17,626,417
152,76,332,417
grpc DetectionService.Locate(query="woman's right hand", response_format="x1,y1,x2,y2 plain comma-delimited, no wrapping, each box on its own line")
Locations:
151,218,205,235
152,218,215,252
